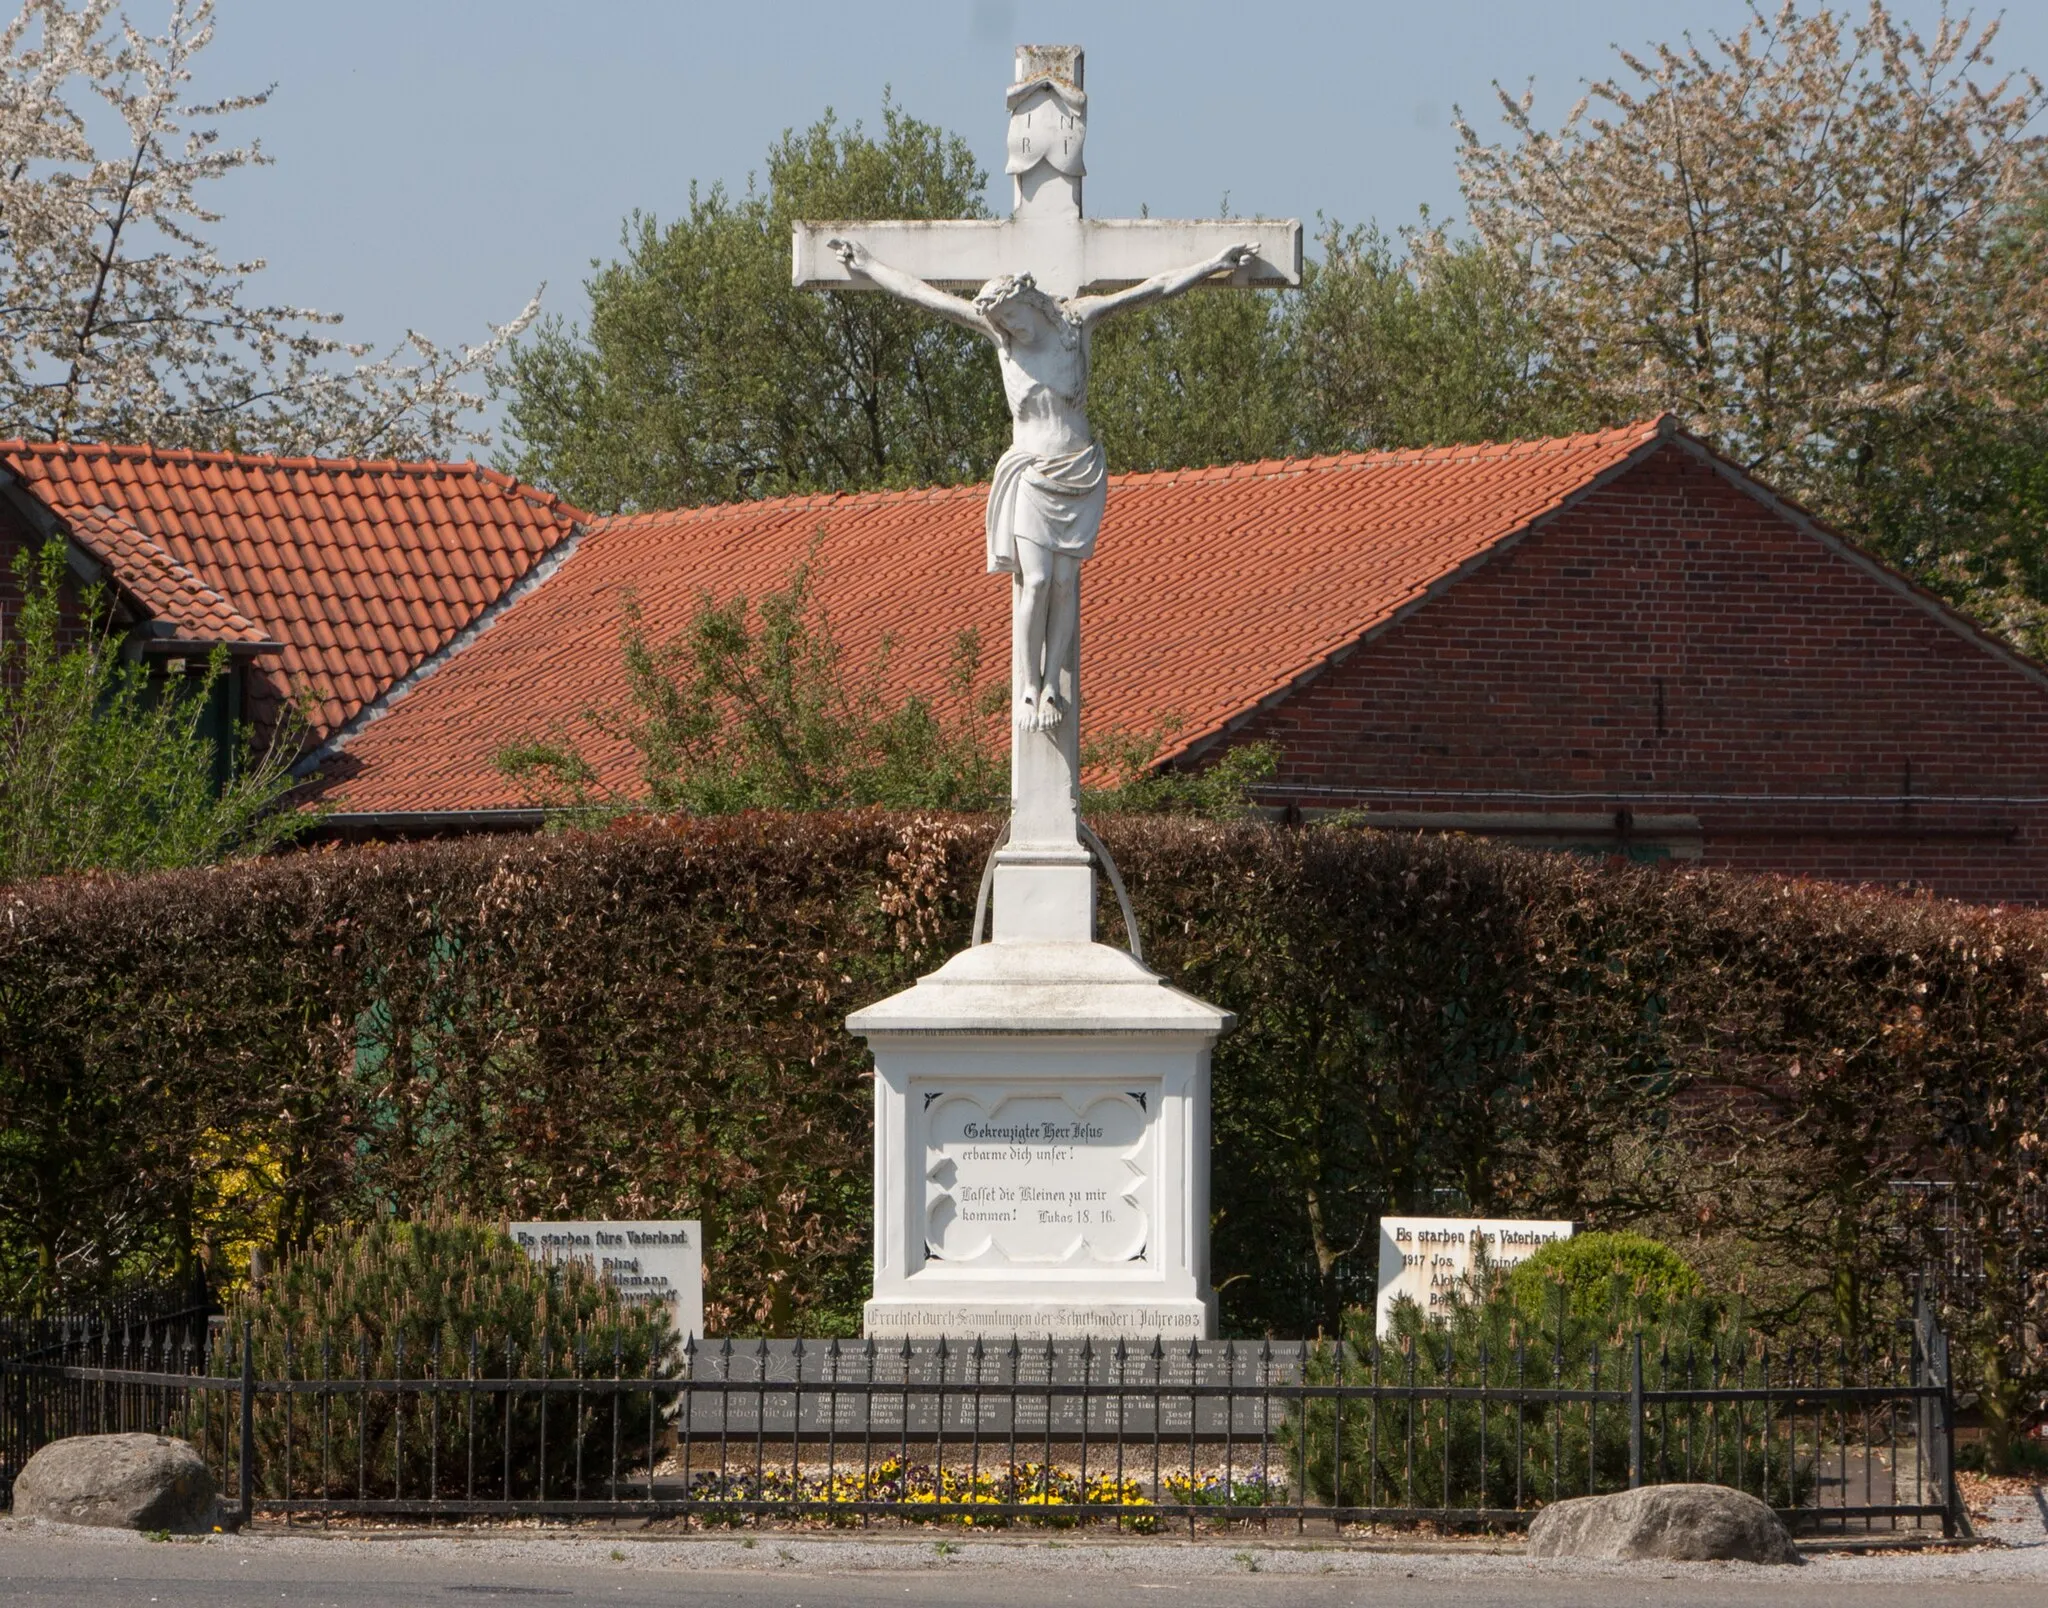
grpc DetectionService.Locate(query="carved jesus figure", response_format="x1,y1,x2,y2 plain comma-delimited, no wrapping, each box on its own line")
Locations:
828,236,1259,731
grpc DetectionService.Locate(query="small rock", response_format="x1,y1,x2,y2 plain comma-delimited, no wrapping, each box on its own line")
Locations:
11,1433,218,1531
1526,1483,1801,1564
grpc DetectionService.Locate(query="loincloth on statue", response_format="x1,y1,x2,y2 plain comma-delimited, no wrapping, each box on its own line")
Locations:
985,440,1107,574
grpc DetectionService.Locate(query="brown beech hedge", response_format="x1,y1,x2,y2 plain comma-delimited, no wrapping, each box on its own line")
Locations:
0,813,2041,1439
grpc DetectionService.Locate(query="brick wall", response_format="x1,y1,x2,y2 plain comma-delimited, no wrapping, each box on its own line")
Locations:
1226,443,2048,905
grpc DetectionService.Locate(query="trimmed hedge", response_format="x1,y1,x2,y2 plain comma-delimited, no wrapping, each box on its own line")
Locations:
0,814,2041,1441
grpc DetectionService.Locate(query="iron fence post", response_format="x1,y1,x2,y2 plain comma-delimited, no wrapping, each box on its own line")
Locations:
238,1319,254,1528
1914,1283,1969,1541
1628,1332,1644,1490
1934,1324,1963,1540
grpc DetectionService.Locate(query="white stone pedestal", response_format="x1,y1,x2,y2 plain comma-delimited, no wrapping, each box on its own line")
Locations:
850,934,1231,1339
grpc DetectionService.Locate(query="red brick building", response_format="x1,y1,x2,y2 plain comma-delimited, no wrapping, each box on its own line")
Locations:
1212,427,2048,900
9,419,2048,904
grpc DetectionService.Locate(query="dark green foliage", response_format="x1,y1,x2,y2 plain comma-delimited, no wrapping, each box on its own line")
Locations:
1081,732,1279,821
1857,378,2048,659
1290,219,1589,453
496,104,1008,513
1956,1435,2048,1475
1087,283,1307,472
0,816,2041,1459
0,540,308,885
225,1214,673,1500
1289,1281,1804,1513
1506,1233,1705,1323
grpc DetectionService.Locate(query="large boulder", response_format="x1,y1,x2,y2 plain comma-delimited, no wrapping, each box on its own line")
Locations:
1527,1483,1801,1564
10,1433,217,1531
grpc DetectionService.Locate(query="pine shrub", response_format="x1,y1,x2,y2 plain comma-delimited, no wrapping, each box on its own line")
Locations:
1288,1281,1806,1515
223,1214,674,1501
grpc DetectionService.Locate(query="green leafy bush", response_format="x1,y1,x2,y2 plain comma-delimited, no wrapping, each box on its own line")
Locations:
1505,1232,1705,1324
491,550,1274,825
223,1214,673,1501
494,554,1008,817
0,539,308,885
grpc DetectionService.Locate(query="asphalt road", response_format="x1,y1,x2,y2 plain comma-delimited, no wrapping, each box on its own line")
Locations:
3,1528,2046,1608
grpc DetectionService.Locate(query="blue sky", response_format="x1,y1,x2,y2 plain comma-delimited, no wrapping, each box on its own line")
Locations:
190,1,2047,432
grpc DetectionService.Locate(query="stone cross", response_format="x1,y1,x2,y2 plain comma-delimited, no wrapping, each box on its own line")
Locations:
792,46,1301,303
795,45,1300,943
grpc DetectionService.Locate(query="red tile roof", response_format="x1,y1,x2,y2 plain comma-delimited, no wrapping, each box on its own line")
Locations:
59,503,273,647
322,420,1669,817
0,440,587,742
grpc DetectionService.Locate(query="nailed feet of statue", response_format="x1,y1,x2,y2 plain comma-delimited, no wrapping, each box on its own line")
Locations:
1019,689,1065,731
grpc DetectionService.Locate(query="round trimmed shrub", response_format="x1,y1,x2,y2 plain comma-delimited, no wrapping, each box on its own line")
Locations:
1506,1231,1704,1323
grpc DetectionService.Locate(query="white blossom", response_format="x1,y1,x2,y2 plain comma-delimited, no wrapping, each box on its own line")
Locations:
0,0,534,457
1456,2,2048,482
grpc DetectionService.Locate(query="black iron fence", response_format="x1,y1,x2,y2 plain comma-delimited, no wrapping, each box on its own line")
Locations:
0,1281,211,1367
1890,1180,2046,1343
3,1311,1961,1536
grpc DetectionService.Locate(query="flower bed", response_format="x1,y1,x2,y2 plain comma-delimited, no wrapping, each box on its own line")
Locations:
677,1457,1171,1528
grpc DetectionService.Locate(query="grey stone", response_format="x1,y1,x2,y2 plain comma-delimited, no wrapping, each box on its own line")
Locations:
1527,1483,1802,1564
10,1433,217,1531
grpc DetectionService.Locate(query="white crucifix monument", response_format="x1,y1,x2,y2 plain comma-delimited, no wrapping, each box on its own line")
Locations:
813,45,1301,1339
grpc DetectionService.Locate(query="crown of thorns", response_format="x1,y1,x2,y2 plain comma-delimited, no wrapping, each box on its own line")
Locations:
974,272,1044,306
973,274,1079,344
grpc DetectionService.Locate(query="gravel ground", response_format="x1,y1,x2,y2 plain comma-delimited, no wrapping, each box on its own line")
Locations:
2,1484,2044,1590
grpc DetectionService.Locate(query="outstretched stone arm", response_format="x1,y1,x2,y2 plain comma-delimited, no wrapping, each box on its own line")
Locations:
1069,242,1261,326
826,238,993,336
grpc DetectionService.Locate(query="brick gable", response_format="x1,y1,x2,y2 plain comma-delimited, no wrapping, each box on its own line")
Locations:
1227,442,2048,902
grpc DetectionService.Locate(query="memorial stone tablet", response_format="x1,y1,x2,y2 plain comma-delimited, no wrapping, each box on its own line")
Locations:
509,1219,704,1342
924,1089,1151,1265
1374,1216,1573,1334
